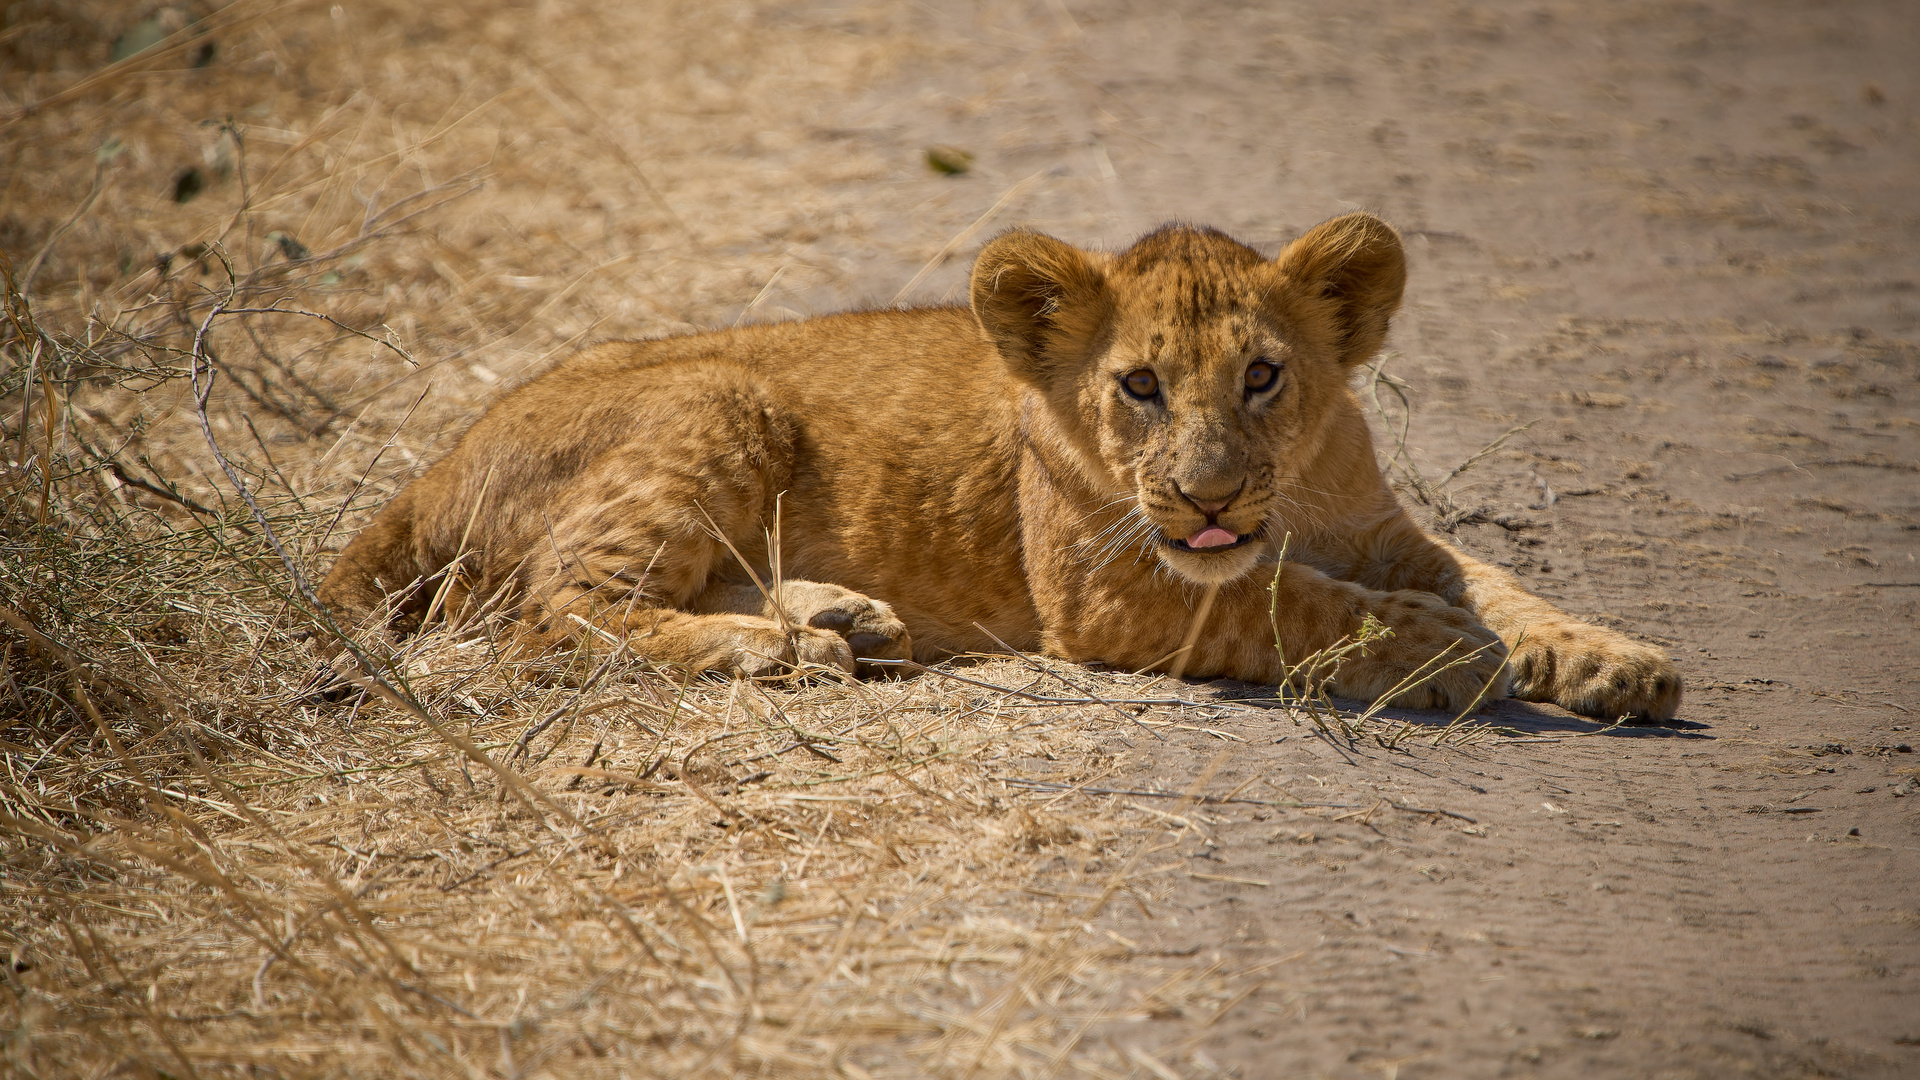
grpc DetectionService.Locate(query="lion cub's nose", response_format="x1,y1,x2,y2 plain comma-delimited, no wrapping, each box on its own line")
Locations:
1177,481,1243,518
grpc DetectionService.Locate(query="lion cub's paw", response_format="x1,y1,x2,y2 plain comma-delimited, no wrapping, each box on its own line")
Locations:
1508,622,1681,723
771,581,914,675
725,624,857,679
1333,591,1509,713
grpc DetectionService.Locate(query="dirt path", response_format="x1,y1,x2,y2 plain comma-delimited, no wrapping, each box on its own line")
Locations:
826,0,1920,1074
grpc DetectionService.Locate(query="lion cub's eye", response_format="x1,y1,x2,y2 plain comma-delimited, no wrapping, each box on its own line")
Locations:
1122,369,1160,400
1245,360,1281,393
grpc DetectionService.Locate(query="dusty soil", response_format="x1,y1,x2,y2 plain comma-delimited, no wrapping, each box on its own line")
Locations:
3,0,1917,1077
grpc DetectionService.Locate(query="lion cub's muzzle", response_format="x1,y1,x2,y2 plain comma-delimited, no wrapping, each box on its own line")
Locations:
1163,480,1261,554
1151,512,1270,586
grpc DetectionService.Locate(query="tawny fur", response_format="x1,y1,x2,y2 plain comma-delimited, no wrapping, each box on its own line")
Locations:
317,213,1682,721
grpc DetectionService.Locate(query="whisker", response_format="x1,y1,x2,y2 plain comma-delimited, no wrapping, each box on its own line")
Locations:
1070,508,1145,557
1063,491,1142,539
1090,507,1152,569
1265,489,1332,535
1064,492,1143,549
1272,475,1347,504
1085,505,1158,572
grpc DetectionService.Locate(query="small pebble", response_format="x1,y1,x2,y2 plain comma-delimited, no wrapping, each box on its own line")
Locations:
924,146,975,175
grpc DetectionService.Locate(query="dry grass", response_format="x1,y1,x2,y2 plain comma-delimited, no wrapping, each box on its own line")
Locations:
0,3,1497,1076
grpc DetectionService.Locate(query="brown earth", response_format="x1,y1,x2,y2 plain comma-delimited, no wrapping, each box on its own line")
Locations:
2,0,1916,1077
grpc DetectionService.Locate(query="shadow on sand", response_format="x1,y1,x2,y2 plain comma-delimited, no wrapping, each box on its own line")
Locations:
1193,678,1715,740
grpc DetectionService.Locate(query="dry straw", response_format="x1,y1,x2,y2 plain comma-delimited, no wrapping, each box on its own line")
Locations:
0,3,1504,1076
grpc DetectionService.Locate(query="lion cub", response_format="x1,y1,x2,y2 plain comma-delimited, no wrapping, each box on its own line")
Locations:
318,213,1681,721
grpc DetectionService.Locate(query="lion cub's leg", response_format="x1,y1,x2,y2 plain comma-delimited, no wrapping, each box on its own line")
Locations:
1050,563,1508,714
1267,565,1512,713
502,371,863,680
693,580,913,675
520,555,862,681
1454,563,1681,722
1338,516,1682,722
531,609,851,678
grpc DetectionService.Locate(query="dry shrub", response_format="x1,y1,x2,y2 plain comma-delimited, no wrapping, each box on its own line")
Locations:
0,2,1490,1075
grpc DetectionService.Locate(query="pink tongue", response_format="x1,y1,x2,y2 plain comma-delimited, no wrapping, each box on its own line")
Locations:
1186,526,1240,549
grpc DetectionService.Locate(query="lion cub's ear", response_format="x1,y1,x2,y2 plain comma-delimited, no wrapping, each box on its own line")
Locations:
1274,212,1407,367
970,230,1112,383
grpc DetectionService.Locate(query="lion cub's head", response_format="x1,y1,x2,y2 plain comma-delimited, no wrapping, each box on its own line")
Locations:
970,213,1406,586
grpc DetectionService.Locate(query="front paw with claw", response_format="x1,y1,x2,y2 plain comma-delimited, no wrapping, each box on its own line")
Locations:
769,581,914,675
1507,622,1681,723
727,624,857,679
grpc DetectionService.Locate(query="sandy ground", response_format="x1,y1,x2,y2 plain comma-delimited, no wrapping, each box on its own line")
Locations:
4,0,1918,1076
